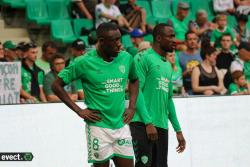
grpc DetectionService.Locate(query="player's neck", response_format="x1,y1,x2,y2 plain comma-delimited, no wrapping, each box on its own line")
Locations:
186,48,197,54
152,44,166,58
97,48,114,62
25,59,34,68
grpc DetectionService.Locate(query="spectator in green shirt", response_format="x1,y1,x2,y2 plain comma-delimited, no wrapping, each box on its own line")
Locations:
167,2,190,50
166,52,185,96
20,43,47,103
44,54,78,102
210,13,239,51
1,41,17,62
228,70,250,95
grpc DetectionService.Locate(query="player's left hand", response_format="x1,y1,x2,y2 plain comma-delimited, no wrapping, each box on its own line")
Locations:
123,108,135,124
176,131,186,153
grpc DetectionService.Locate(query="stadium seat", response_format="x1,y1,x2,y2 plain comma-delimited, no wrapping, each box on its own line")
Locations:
25,0,50,25
144,34,153,42
73,18,94,37
191,0,215,21
151,0,172,23
2,0,26,8
121,35,133,48
227,15,237,28
47,0,70,20
136,0,157,25
51,19,76,43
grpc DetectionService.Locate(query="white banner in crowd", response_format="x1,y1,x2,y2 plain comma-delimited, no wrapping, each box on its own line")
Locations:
0,96,250,167
0,62,21,104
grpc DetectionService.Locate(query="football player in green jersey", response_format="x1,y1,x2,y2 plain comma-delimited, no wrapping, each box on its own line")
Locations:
130,23,186,167
52,23,138,167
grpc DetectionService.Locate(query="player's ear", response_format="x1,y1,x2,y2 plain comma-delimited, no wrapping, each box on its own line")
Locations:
99,37,104,44
156,34,162,42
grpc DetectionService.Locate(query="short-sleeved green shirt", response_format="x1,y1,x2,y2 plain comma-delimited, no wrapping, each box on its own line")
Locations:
68,56,84,92
21,66,44,94
43,71,77,96
168,16,188,41
35,58,50,74
126,46,138,56
58,49,138,129
228,83,247,95
132,48,181,131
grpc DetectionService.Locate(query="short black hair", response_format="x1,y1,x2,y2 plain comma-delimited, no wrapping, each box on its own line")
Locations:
22,42,37,52
71,39,86,51
152,23,171,41
185,31,197,40
96,23,119,39
42,41,57,52
49,53,65,70
220,33,232,41
88,31,97,45
200,41,217,60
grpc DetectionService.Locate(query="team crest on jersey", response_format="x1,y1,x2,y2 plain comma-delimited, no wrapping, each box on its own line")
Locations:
141,155,148,164
119,65,125,74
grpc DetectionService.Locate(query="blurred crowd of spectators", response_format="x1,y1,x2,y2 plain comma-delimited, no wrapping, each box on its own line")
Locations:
1,0,250,103
0,39,91,103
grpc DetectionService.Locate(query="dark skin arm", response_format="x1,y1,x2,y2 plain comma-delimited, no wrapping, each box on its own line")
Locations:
146,124,158,141
52,77,101,122
123,79,139,124
239,49,250,61
176,131,186,153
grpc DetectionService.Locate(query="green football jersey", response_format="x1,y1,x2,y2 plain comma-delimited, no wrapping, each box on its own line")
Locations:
228,83,247,95
68,56,84,92
132,48,181,131
58,49,137,129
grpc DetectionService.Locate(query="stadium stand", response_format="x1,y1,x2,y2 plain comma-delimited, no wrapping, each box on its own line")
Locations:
151,0,172,23
51,19,76,43
0,0,250,102
136,0,157,25
73,18,94,46
25,0,50,25
2,0,26,9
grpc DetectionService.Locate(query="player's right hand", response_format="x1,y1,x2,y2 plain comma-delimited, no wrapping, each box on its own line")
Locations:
146,124,158,141
77,109,102,122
